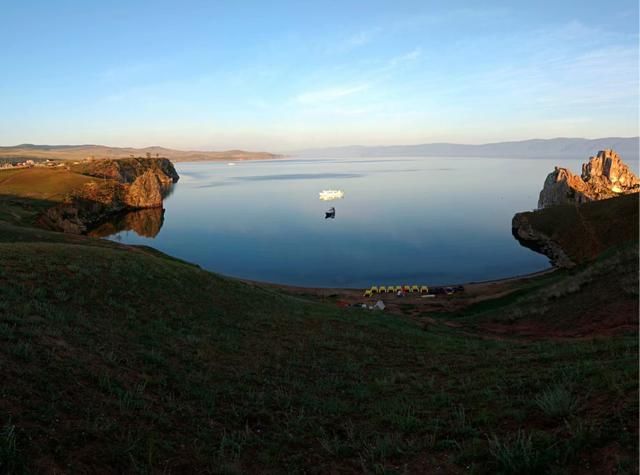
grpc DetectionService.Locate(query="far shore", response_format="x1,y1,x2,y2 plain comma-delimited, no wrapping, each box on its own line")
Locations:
170,154,289,163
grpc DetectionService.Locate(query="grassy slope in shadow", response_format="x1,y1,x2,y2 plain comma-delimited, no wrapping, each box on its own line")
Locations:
0,220,637,474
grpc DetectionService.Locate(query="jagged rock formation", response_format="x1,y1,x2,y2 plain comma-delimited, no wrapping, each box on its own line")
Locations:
40,158,178,234
581,149,639,194
538,149,639,208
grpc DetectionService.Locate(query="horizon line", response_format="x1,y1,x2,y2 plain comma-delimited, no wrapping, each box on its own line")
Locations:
2,135,639,154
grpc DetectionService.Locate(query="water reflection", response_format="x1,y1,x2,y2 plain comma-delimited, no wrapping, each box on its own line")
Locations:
100,157,584,287
325,207,336,219
89,207,165,238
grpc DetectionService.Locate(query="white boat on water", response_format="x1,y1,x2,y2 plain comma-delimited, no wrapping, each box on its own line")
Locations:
319,189,344,201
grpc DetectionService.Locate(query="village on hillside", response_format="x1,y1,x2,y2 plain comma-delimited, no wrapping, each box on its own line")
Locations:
0,158,61,169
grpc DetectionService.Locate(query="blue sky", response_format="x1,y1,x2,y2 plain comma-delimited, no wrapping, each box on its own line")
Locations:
1,0,638,151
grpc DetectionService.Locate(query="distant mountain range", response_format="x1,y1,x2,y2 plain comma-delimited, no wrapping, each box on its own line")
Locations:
1,137,638,163
0,144,279,163
293,137,639,160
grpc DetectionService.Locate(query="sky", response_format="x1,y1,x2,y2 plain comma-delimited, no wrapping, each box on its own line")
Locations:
1,0,638,151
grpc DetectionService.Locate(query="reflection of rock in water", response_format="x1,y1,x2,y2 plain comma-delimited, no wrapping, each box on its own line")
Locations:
88,208,165,238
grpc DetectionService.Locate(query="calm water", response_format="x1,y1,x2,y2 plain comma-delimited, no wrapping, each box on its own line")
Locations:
105,156,588,288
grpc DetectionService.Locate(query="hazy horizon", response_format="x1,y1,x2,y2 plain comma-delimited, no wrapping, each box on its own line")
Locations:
2,136,639,157
2,1,638,150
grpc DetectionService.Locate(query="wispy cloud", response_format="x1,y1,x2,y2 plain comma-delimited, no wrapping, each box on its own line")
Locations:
295,84,369,105
345,29,376,48
389,48,422,66
288,46,424,117
324,28,380,54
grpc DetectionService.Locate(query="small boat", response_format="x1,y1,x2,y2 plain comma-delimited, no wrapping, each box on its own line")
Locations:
319,189,344,201
325,207,336,219
227,162,236,166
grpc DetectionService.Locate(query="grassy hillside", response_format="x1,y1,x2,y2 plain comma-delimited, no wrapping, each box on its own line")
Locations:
0,144,279,163
0,167,100,227
515,192,639,264
0,219,637,473
453,242,638,337
0,168,95,202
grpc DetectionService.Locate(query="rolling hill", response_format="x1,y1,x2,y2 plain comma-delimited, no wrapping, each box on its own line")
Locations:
294,137,640,160
0,216,637,473
0,144,280,163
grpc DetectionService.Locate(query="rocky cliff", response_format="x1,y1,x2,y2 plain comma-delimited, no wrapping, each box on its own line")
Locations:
538,149,639,208
69,157,179,186
40,158,179,234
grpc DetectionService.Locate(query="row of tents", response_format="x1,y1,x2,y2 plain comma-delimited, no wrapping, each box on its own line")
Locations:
363,284,465,298
363,285,428,297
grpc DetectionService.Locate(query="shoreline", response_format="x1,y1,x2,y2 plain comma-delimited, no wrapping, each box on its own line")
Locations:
244,265,556,293
241,266,559,317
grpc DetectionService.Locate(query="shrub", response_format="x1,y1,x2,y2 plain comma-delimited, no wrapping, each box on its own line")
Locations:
488,430,545,474
535,385,577,418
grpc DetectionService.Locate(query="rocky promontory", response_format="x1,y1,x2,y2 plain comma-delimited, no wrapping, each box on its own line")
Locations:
538,149,639,208
40,157,179,234
513,150,639,268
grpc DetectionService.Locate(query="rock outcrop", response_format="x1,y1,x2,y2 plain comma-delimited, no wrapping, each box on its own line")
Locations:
123,169,165,208
581,149,639,195
69,157,179,186
538,149,639,208
40,158,178,234
514,149,639,268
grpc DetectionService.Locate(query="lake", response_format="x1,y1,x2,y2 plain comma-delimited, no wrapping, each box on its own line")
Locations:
103,156,587,288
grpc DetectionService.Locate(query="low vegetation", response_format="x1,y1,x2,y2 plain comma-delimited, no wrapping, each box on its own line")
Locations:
0,167,97,201
516,192,639,264
0,167,97,227
0,213,637,473
450,241,638,338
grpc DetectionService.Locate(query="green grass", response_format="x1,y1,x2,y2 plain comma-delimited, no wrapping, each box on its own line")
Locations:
0,420,23,474
450,241,638,337
0,167,98,227
535,385,578,419
488,430,547,475
0,222,636,473
517,192,639,264
0,167,95,202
